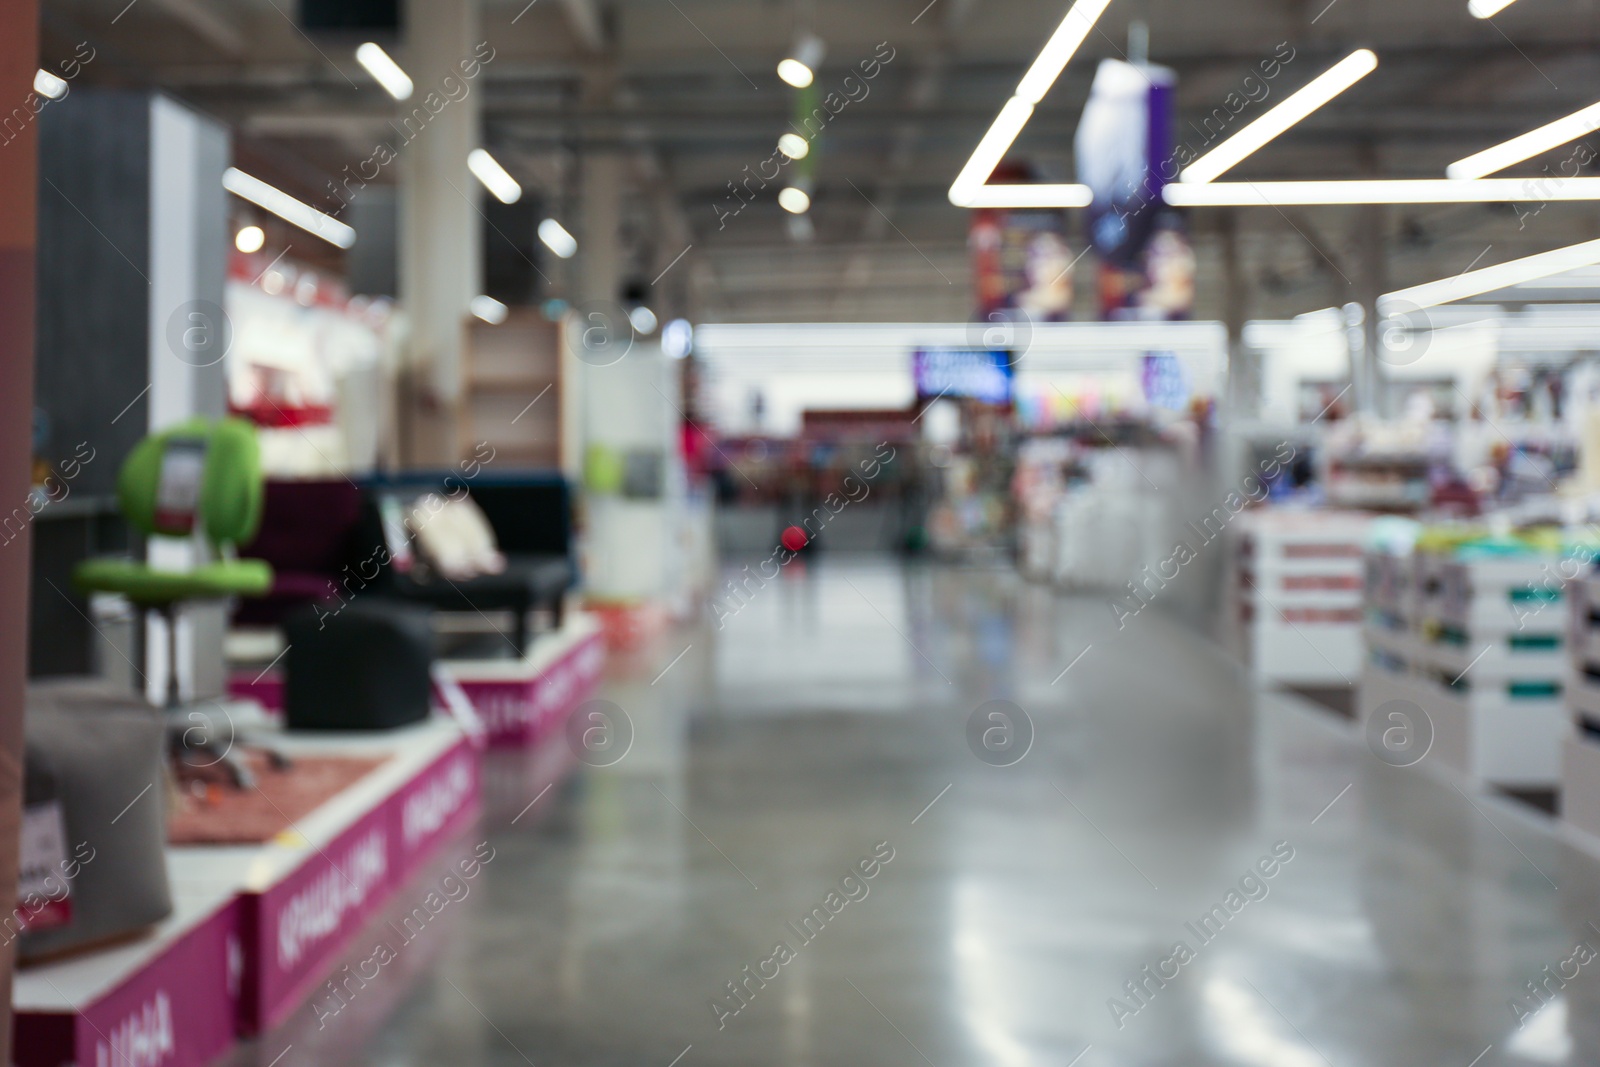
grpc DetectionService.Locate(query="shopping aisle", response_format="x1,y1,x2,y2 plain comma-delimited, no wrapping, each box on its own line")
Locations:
233,558,1600,1067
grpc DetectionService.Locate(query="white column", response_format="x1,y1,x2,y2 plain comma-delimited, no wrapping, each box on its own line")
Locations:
401,0,482,438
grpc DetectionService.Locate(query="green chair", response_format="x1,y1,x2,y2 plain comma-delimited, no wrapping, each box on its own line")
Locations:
74,417,273,783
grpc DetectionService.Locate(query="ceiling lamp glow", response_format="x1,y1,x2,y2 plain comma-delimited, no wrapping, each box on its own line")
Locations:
1382,235,1600,312
1181,49,1377,184
959,184,1094,208
628,306,658,334
1014,0,1115,104
354,42,413,100
1447,100,1600,179
948,0,1114,207
777,133,810,160
778,186,811,213
1468,0,1522,17
1163,177,1600,206
468,149,522,204
538,218,577,258
470,295,509,324
778,33,825,88
234,225,265,253
222,168,355,248
33,69,68,100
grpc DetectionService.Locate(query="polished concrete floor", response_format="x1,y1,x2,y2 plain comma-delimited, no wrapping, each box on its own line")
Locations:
231,557,1600,1066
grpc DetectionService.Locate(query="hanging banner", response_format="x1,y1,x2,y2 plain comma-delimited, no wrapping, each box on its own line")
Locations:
968,204,1075,322
1075,58,1193,319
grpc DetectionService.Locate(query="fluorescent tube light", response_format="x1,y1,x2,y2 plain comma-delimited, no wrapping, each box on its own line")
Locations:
538,218,577,258
33,69,68,100
1382,235,1600,312
949,96,1035,206
1181,50,1377,184
1015,0,1116,104
468,149,522,204
948,0,1114,207
222,168,355,248
958,183,1094,208
1468,0,1521,17
1447,100,1600,179
1163,177,1600,206
354,43,413,100
470,295,509,324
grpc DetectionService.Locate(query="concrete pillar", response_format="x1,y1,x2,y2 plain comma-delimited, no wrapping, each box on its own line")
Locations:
578,155,624,307
1352,203,1387,416
400,0,482,464
0,1,39,1055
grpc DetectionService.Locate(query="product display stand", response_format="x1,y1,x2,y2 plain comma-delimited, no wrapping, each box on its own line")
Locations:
14,716,481,1063
1562,572,1600,844
1363,546,1571,788
1229,510,1372,685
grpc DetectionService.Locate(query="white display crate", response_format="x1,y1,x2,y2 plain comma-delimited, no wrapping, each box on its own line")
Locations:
1421,683,1568,788
1562,735,1600,845
1230,510,1372,686
1365,545,1576,789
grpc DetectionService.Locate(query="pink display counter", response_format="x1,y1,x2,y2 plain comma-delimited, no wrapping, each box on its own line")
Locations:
14,717,482,1062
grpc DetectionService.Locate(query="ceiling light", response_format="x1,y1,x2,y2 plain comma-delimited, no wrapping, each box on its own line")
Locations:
778,33,825,88
949,96,1036,206
628,306,658,334
778,186,811,213
662,319,693,359
1181,49,1378,184
538,218,577,258
1162,177,1600,206
958,183,1094,208
234,225,265,253
1381,235,1600,312
1014,0,1115,104
1468,0,1521,16
468,149,522,204
222,167,356,248
1447,100,1600,179
777,133,810,160
354,42,413,100
777,60,814,88
470,295,509,324
33,69,67,100
948,0,1114,207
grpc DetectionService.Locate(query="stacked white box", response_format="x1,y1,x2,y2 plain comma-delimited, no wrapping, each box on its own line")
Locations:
1410,553,1569,788
1562,571,1600,842
1230,510,1372,686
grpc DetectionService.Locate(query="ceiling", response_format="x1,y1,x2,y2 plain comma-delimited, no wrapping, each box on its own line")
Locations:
40,0,1600,324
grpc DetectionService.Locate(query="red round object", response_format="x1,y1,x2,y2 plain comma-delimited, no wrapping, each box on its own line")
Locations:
781,526,808,552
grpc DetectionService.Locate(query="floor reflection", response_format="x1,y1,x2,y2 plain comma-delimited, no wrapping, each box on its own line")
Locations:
226,556,1600,1066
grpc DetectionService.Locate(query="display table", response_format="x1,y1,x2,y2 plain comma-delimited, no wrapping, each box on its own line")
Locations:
446,612,605,747
230,613,604,748
14,716,481,1064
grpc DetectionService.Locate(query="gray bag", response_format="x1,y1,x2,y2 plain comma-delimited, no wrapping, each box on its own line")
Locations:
18,681,172,962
